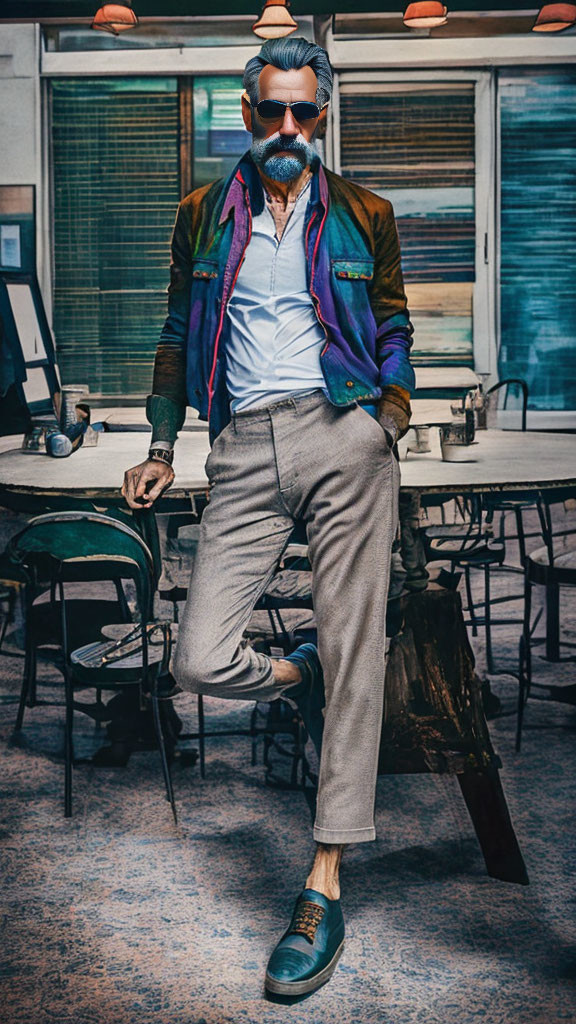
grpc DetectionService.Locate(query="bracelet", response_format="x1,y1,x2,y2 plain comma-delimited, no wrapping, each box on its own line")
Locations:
148,447,174,466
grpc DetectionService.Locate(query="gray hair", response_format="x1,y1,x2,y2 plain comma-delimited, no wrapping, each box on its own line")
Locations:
243,37,333,108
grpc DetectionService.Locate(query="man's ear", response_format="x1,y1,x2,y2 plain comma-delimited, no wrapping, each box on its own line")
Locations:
241,91,253,133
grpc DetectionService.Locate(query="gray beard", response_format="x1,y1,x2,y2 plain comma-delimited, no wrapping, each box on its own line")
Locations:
250,134,320,183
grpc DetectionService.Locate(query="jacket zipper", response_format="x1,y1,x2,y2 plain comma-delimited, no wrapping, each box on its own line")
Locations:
207,189,253,420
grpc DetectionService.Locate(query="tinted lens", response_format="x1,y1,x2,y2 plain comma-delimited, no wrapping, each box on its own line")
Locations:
256,100,288,122
291,102,321,122
256,100,320,123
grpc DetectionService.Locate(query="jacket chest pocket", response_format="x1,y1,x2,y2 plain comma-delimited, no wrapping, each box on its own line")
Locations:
331,258,374,282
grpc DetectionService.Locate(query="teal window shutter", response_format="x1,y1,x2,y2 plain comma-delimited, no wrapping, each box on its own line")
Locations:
339,82,476,368
52,77,180,398
499,69,576,413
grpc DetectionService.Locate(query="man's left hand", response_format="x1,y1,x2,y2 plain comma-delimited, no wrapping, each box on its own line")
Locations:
377,398,411,445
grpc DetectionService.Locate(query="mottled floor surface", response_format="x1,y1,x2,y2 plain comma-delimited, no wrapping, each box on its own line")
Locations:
1,505,575,1024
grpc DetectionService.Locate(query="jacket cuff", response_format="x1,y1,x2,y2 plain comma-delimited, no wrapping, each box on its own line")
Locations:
379,384,412,417
146,393,187,446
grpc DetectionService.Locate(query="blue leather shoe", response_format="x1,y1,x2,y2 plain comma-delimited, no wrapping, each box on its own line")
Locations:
265,888,345,996
282,643,325,758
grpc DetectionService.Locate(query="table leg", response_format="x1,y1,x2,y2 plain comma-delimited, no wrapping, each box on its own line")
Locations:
457,768,529,885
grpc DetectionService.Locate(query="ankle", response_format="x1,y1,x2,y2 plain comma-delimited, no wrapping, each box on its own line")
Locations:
305,843,344,901
271,658,302,685
305,876,341,901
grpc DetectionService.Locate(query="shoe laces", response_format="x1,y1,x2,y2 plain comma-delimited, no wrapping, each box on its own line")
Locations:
288,900,325,944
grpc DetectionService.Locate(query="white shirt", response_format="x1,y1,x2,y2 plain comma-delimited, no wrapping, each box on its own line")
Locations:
225,177,327,412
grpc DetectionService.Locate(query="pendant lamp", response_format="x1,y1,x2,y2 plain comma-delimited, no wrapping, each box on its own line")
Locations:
92,0,139,35
532,3,576,30
252,0,298,39
404,2,448,29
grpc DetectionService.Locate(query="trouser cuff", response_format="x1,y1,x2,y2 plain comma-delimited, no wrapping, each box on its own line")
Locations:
313,824,376,844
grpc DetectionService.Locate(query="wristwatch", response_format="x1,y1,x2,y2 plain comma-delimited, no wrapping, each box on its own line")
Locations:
148,446,174,466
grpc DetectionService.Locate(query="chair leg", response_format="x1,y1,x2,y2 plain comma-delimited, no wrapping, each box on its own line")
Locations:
545,583,560,662
198,694,206,780
151,693,177,825
64,662,74,818
516,575,532,752
59,581,74,818
463,564,478,636
515,506,527,568
484,563,495,675
15,635,34,731
15,676,28,731
0,588,14,652
516,635,527,753
27,646,38,708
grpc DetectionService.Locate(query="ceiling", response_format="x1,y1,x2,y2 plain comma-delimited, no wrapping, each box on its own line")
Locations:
0,2,542,21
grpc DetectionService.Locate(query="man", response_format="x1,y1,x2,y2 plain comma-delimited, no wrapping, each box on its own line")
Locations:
123,37,415,997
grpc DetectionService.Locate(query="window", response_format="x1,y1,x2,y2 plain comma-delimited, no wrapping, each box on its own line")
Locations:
499,68,576,415
339,79,477,368
193,77,251,189
51,75,249,399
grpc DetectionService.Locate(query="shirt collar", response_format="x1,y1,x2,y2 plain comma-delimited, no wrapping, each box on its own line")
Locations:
218,150,327,226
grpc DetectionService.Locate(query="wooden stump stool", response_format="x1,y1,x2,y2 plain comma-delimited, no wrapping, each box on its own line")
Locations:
380,587,529,885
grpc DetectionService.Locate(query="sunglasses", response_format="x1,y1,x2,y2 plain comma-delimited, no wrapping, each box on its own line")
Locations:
253,99,328,125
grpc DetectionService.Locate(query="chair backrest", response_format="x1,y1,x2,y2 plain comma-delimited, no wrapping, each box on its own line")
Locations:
534,489,576,569
6,509,156,618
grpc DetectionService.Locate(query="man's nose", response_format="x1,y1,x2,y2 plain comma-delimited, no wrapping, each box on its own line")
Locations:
279,106,299,136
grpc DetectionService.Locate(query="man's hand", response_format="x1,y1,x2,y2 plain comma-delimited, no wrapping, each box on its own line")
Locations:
122,459,175,509
377,401,411,445
378,386,412,444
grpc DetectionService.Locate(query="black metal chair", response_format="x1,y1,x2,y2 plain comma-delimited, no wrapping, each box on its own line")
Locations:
422,493,508,674
482,377,540,571
422,378,544,674
6,509,177,819
516,491,576,751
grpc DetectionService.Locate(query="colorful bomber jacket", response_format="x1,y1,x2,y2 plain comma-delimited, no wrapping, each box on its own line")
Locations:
147,150,416,446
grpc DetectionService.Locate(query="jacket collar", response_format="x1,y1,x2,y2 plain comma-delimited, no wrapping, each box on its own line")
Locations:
218,149,328,226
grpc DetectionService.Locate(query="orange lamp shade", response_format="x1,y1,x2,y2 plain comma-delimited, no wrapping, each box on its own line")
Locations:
92,1,139,35
404,2,448,29
532,3,576,31
252,0,298,39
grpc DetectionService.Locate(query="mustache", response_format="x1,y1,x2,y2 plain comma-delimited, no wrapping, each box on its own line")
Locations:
257,133,309,155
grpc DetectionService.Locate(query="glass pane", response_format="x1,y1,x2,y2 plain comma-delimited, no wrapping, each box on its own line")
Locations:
43,19,314,52
340,81,476,366
52,77,180,398
499,69,576,412
193,76,251,189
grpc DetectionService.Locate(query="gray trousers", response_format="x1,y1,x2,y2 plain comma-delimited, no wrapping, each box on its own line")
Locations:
172,389,400,844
